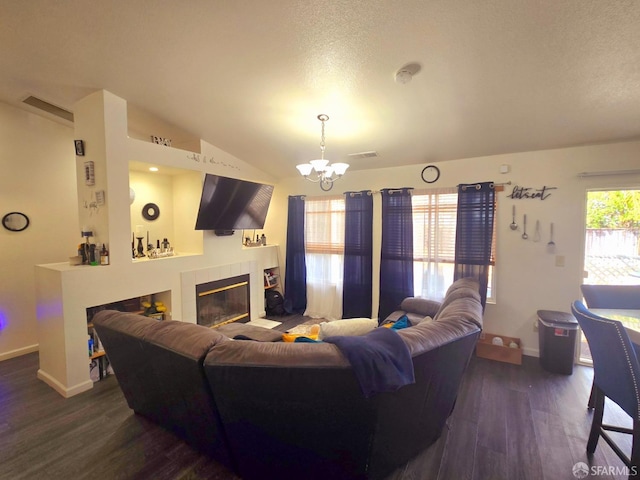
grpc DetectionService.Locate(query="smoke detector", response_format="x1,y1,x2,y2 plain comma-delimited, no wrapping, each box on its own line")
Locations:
395,63,422,84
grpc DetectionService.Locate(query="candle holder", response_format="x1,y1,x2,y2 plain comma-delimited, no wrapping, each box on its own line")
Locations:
136,237,146,257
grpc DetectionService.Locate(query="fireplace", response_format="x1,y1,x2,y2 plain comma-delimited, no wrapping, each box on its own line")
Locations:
196,274,251,328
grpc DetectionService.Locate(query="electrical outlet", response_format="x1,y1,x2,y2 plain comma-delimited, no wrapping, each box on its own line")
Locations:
533,320,538,332
555,255,565,267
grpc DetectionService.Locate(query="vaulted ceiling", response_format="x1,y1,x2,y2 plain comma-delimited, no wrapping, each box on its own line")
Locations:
1,1,639,178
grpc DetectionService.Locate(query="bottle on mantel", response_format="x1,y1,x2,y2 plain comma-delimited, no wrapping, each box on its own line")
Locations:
100,243,109,265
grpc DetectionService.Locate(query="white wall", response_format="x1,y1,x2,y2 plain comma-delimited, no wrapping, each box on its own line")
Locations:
0,101,79,360
273,140,640,356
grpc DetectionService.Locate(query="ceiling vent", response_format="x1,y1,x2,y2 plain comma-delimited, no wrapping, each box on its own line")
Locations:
22,95,74,122
347,151,379,159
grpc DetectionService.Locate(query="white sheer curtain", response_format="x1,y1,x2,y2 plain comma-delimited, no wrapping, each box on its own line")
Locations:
412,187,458,301
304,196,345,320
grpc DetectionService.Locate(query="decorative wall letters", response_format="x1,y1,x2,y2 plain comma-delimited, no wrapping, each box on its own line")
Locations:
186,153,240,171
150,135,172,147
507,185,557,200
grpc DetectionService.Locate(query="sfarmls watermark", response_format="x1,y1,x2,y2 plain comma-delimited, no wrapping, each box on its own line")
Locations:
573,462,638,478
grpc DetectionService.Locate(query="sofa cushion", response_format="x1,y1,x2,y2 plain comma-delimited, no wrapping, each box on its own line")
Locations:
217,322,283,342
434,278,481,320
445,277,481,295
413,315,433,326
144,320,229,359
318,318,378,340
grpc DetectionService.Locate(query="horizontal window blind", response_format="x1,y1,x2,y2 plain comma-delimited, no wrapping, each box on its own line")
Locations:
412,188,458,264
305,196,345,254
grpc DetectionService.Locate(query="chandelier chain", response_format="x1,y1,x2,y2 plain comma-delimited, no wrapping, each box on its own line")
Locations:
319,116,326,159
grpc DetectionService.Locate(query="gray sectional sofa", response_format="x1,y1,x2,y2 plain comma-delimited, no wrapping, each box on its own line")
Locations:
93,277,483,480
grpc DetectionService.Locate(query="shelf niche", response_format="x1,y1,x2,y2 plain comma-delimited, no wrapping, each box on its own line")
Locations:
129,161,203,258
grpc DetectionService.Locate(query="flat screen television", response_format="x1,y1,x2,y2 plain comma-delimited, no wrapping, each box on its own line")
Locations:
194,173,274,233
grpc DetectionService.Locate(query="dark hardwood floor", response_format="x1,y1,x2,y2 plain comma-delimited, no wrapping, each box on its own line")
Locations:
0,318,633,479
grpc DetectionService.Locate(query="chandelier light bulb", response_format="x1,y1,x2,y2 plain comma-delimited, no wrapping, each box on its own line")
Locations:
296,163,313,176
310,159,329,172
332,163,349,176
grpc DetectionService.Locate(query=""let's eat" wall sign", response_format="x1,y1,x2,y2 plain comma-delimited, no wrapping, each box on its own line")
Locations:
507,185,557,200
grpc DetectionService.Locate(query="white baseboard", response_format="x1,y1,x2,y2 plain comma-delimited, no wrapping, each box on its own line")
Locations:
37,369,93,398
0,344,39,362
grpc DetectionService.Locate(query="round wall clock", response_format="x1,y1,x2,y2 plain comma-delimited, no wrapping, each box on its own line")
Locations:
142,203,160,221
421,165,440,184
2,212,30,232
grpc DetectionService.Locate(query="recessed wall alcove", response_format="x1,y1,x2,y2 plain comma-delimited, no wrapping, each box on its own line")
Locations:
129,161,203,258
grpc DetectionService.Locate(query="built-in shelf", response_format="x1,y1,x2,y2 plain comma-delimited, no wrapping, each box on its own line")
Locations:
131,251,202,263
264,267,280,290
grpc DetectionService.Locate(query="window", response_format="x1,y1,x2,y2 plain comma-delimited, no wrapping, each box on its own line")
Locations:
412,188,496,301
579,188,640,364
304,196,345,319
584,189,640,285
412,188,458,301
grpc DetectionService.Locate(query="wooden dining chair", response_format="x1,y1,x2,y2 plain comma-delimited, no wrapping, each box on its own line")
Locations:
580,284,640,408
571,301,640,472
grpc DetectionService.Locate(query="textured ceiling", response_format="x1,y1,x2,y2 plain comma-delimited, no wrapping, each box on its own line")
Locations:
1,0,639,178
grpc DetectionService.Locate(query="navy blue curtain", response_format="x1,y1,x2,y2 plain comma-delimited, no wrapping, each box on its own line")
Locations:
342,191,373,319
284,195,307,314
454,182,495,308
378,188,414,322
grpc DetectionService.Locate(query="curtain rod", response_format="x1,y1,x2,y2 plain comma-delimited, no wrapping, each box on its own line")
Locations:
458,181,511,191
345,188,414,196
577,169,640,178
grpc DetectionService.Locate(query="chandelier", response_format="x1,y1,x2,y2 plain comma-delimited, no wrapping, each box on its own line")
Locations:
296,114,349,191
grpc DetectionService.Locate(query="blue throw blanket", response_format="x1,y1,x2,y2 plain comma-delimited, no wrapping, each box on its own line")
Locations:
324,327,415,398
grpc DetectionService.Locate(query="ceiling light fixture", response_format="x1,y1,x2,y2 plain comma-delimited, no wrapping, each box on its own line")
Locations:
296,114,349,191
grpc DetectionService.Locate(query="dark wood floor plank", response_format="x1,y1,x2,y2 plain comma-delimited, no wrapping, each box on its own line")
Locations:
476,367,508,454
565,430,620,480
505,387,545,480
437,418,477,480
531,408,581,480
472,445,508,480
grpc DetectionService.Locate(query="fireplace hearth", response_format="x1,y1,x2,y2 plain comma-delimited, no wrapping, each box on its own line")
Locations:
196,274,250,328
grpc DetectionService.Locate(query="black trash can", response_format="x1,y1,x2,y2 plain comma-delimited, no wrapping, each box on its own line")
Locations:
537,310,579,375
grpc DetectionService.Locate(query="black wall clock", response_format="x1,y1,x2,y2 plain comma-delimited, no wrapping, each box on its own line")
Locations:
2,212,30,232
142,203,160,221
421,165,440,183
